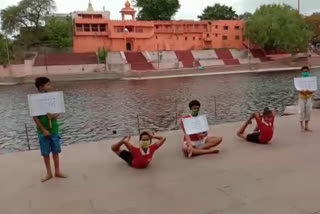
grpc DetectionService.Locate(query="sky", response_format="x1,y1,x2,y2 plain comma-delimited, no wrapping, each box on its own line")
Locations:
0,0,319,20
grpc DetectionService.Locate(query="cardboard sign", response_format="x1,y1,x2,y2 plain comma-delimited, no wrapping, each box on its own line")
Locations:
294,77,318,91
182,115,209,135
28,91,65,116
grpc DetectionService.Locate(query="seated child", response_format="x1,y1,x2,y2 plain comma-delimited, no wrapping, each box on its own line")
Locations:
237,108,275,144
111,132,166,169
181,100,222,158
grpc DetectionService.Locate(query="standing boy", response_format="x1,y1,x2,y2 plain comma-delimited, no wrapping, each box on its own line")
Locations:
33,77,67,182
298,66,314,131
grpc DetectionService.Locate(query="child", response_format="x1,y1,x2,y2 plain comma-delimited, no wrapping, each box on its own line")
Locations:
237,108,275,144
181,100,222,158
111,132,166,169
33,77,67,182
298,66,314,131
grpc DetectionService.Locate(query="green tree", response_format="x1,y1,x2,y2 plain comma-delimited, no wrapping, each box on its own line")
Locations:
133,0,180,20
198,4,238,20
0,34,12,65
305,13,320,44
1,0,56,33
97,47,108,64
245,4,311,54
45,17,72,49
239,12,252,20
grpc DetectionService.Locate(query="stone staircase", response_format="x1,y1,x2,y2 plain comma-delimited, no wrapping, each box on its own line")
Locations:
175,51,200,68
124,52,154,71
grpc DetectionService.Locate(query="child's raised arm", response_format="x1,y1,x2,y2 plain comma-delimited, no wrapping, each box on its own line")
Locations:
151,135,166,147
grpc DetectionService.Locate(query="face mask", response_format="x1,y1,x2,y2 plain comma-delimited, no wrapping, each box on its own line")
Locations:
140,140,150,150
41,90,46,93
191,110,199,117
302,72,310,77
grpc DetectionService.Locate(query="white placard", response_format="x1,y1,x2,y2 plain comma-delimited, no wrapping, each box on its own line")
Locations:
28,91,65,116
182,115,209,135
294,77,318,91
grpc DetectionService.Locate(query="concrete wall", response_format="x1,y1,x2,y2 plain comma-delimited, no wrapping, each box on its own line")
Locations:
199,59,224,66
230,49,248,59
108,63,130,74
0,64,26,78
148,51,178,62
32,64,104,76
191,50,218,60
151,62,182,69
239,58,261,64
107,52,125,64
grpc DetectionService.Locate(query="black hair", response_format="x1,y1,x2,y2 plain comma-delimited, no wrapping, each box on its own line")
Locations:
35,77,50,90
301,66,310,72
139,131,151,140
189,100,201,109
263,107,272,116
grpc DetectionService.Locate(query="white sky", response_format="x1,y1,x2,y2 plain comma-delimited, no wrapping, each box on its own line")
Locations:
0,0,319,20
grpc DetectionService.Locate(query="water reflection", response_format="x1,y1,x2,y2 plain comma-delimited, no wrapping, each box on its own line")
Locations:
1,69,320,153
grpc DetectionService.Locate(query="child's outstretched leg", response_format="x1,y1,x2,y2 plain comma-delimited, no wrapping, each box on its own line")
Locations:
53,153,67,179
237,117,252,140
42,156,53,182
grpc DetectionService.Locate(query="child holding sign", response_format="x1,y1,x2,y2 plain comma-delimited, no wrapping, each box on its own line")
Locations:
111,132,166,169
297,66,314,131
181,100,222,158
33,77,67,182
237,108,275,144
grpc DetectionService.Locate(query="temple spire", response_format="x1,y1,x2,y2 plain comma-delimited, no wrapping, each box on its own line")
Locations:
87,0,94,12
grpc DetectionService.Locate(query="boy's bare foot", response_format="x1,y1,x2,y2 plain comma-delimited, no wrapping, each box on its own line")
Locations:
305,128,312,132
41,174,53,182
55,172,67,179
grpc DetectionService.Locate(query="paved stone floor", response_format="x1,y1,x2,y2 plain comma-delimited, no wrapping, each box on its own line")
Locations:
1,111,320,214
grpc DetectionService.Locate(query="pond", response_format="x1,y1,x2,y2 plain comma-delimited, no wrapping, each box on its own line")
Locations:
1,69,320,153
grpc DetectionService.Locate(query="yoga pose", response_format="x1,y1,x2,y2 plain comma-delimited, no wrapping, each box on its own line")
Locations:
111,132,166,169
237,108,275,144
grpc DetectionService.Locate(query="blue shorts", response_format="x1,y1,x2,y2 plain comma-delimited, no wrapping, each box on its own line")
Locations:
39,134,62,157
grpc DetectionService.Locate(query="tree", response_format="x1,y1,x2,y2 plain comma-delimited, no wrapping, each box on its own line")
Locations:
239,12,252,20
1,0,56,33
198,4,238,20
45,17,73,49
245,4,311,54
0,34,12,65
305,13,320,44
133,0,180,20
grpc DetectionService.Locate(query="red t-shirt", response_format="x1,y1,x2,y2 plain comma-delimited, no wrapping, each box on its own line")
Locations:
181,115,202,141
129,144,159,169
257,116,275,143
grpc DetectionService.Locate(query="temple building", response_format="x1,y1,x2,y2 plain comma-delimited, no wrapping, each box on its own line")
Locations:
72,0,245,53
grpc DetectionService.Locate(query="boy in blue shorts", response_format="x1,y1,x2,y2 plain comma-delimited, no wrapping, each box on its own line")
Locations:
33,77,67,182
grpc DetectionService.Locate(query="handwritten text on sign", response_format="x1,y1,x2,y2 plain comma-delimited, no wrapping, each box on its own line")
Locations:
28,91,65,116
183,115,209,135
294,77,318,91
